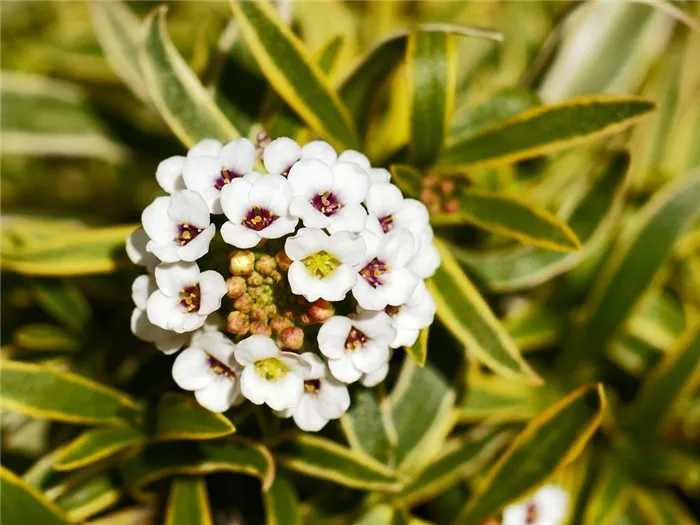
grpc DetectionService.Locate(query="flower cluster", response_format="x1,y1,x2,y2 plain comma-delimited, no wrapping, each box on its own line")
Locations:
128,136,438,432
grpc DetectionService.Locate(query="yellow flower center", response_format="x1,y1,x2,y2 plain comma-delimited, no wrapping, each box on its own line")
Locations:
254,357,290,381
302,250,341,278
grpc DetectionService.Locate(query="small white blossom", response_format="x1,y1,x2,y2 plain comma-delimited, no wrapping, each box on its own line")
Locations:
182,138,257,214
141,190,215,263
365,182,430,235
288,159,369,233
172,330,243,412
130,275,187,354
220,173,298,249
275,353,350,432
408,227,440,279
235,335,311,411
337,150,391,185
147,262,227,334
317,311,395,384
384,280,436,348
352,226,419,310
502,484,568,525
263,138,339,176
285,228,365,302
126,227,159,273
156,155,186,194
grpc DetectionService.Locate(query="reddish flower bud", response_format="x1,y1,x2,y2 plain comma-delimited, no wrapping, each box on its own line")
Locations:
226,276,247,299
281,327,304,350
247,271,264,287
255,254,277,275
308,299,334,324
275,251,292,272
250,307,267,321
444,198,459,214
234,294,253,313
439,179,456,195
227,311,249,335
270,316,293,334
250,320,272,337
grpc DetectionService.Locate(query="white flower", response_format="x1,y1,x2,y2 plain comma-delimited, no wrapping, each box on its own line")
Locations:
317,311,395,383
234,335,310,411
361,359,390,387
288,159,369,233
408,227,440,279
182,138,257,214
147,262,227,334
130,275,187,354
337,150,391,185
156,155,186,194
384,280,436,348
263,138,338,176
172,330,243,412
365,182,430,235
275,353,350,432
126,227,159,273
285,228,365,302
352,226,419,310
141,190,215,263
502,484,568,525
220,173,298,249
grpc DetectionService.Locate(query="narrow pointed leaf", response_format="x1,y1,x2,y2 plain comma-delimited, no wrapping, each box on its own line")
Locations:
455,151,629,291
405,327,429,367
14,324,79,353
32,280,91,332
407,31,456,167
272,434,401,491
341,389,392,464
437,96,654,171
582,459,633,525
55,426,146,471
165,477,213,525
86,506,154,525
429,239,541,383
634,489,696,525
140,7,240,147
456,384,606,523
1,466,71,525
0,360,140,425
56,473,121,523
151,392,235,441
432,189,581,251
264,476,300,525
561,169,700,372
458,372,542,423
231,0,358,149
504,306,563,352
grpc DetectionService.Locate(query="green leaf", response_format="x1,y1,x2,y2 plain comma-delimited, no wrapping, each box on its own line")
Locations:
0,466,71,525
272,434,401,492
388,357,455,475
456,384,606,523
353,505,407,525
458,371,542,423
139,7,240,147
387,428,510,508
560,168,700,372
85,506,154,525
89,1,148,102
627,291,685,351
55,473,121,523
405,327,429,367
32,280,91,332
231,0,358,149
341,389,392,464
582,459,633,525
1,224,137,276
122,439,274,499
165,477,213,525
14,324,79,353
0,360,140,425
432,151,629,291
429,239,541,383
264,476,300,525
407,31,456,167
55,426,146,471
390,164,424,199
504,306,563,352
151,392,235,442
625,324,700,440
634,488,696,525
433,189,581,251
436,96,655,171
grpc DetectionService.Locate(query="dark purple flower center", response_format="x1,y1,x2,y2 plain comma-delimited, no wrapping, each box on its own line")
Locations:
304,378,322,393
207,355,236,379
242,206,278,231
379,215,393,233
214,168,241,190
310,191,342,217
359,258,389,288
177,223,203,246
179,284,201,313
345,327,368,350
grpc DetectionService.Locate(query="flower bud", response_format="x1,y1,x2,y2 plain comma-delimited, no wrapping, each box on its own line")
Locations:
439,179,456,195
264,304,278,318
226,276,247,299
250,320,272,337
280,327,304,350
255,254,277,275
227,311,249,335
308,299,334,324
275,251,292,273
247,271,264,287
270,316,293,334
250,307,267,321
270,270,283,283
229,250,255,276
234,294,253,313
444,198,459,214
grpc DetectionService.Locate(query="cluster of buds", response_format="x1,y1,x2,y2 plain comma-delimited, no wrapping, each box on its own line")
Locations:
127,134,439,432
420,175,463,215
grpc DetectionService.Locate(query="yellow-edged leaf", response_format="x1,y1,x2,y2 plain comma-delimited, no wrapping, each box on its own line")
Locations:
55,426,146,471
0,466,71,525
165,477,213,525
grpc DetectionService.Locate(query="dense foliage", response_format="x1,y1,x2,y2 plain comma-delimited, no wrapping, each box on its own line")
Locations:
1,1,700,524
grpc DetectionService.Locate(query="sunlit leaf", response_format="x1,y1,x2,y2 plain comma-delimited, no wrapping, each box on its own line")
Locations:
55,426,146,471
341,389,392,464
582,459,633,525
151,392,235,442
56,473,121,523
165,477,213,525
14,324,79,353
0,466,71,525
32,280,91,332
264,476,300,525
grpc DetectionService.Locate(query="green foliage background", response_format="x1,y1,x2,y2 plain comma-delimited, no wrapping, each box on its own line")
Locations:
1,1,700,524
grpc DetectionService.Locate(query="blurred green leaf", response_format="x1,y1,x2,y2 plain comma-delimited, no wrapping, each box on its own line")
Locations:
86,506,154,525
458,371,542,423
456,384,606,523
32,280,91,332
55,473,121,523
0,466,71,525
140,7,240,147
165,477,213,525
437,96,654,171
405,327,429,367
341,388,392,464
264,476,300,525
0,360,141,425
55,426,146,471
14,324,79,353
582,459,633,525
389,164,423,199
504,305,563,352
627,291,685,351
634,488,697,525
151,392,235,442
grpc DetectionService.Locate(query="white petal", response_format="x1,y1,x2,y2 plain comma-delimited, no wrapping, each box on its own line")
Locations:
292,396,330,432
331,162,369,204
289,198,331,229
394,199,430,233
240,366,270,405
361,362,389,387
383,268,419,307
535,485,568,522
147,290,181,330
132,274,156,309
328,355,362,383
354,311,395,346
198,270,227,315
326,231,366,266
176,224,215,262
337,150,370,170
278,352,312,378
194,375,241,413
188,139,222,158
326,204,368,234
155,261,200,297
219,138,256,175
502,503,529,525
172,347,214,390
352,278,389,311
234,334,279,366
142,197,177,244
131,308,158,342
264,137,301,174
352,341,390,374
259,216,298,239
249,174,293,215
156,156,186,194
390,326,420,349
168,190,211,228
284,228,327,260
408,240,440,279
182,156,222,213
147,239,179,263
287,262,323,302
299,352,325,379
379,228,415,268
316,380,350,419
369,168,391,184
220,221,262,249
317,316,352,359
153,329,188,355
266,373,304,411
301,140,337,165
317,264,357,302
287,158,333,197
365,182,403,218
126,227,158,271
220,177,253,222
